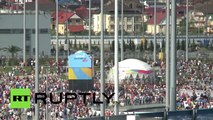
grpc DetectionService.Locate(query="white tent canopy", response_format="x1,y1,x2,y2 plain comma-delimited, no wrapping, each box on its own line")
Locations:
107,59,153,82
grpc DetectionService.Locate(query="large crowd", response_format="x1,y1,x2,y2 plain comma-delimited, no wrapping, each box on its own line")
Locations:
0,58,212,119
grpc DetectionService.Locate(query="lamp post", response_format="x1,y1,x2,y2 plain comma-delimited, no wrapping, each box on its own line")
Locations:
153,0,157,62
186,0,189,61
139,0,144,36
23,0,26,64
89,0,91,51
166,0,170,111
56,0,59,66
170,0,176,111
35,0,39,119
121,0,124,61
100,0,105,116
114,0,119,115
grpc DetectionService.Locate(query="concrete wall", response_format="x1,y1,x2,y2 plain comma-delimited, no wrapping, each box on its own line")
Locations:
0,13,51,57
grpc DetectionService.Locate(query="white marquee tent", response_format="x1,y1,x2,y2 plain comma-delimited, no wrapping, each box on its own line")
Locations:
107,59,153,82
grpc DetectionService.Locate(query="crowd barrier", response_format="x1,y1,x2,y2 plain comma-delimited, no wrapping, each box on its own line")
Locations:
78,108,213,120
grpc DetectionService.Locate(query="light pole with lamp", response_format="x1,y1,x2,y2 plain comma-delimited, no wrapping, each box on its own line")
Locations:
55,0,59,66
121,0,124,61
166,0,170,111
170,0,177,111
186,0,189,61
153,0,157,62
23,0,26,64
114,0,119,115
88,0,91,51
35,0,39,119
100,0,105,116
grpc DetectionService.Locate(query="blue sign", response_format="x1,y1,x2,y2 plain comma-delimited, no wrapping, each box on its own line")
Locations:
68,50,92,68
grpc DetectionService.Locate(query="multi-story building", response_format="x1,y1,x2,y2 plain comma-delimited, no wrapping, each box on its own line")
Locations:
93,0,142,35
51,10,87,35
0,13,51,57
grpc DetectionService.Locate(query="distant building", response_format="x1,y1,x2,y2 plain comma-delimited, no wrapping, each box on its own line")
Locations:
0,13,51,58
93,0,142,35
51,11,86,35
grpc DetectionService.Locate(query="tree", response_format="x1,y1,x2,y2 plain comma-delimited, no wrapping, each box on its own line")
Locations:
78,41,82,50
110,40,115,52
181,40,186,51
79,43,82,50
123,40,126,52
140,41,144,52
1,45,22,58
69,40,72,48
191,39,196,51
162,39,165,52
74,39,77,49
144,39,148,50
131,41,136,51
177,39,180,50
149,41,154,51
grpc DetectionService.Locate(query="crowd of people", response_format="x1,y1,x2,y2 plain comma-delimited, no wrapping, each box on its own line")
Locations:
0,58,212,119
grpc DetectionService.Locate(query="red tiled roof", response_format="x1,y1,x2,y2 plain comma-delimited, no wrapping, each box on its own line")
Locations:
51,11,75,24
68,25,85,33
146,12,166,25
144,7,165,16
75,6,89,20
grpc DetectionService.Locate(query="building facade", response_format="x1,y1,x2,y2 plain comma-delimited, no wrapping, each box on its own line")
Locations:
0,13,51,58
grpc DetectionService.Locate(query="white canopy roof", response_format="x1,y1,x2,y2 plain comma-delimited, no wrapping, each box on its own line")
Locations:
118,59,152,71
107,59,153,82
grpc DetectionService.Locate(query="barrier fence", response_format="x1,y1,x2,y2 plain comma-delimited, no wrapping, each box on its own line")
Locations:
78,108,213,120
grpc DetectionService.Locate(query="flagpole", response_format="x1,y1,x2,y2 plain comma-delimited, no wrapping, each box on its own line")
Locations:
114,0,119,115
35,0,39,119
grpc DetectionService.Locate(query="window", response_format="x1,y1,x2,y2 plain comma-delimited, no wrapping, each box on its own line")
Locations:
111,16,114,20
0,29,11,34
76,19,80,24
69,19,73,24
40,29,49,34
127,17,132,22
127,25,132,30
12,29,23,34
26,45,30,52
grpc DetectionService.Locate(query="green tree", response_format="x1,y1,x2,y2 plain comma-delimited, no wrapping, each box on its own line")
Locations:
74,39,77,49
1,45,22,58
181,40,186,51
82,43,85,49
110,40,115,52
78,41,82,49
140,41,144,52
177,39,180,50
131,41,136,51
162,39,165,52
123,40,126,52
69,40,72,48
149,41,154,51
144,39,148,50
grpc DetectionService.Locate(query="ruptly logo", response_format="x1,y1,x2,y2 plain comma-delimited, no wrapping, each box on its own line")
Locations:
10,89,31,108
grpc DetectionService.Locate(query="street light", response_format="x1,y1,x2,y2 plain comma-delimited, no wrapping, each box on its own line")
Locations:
139,0,145,37
170,0,177,111
121,0,124,61
166,0,170,111
89,0,91,51
153,0,157,62
55,0,59,66
100,0,105,116
186,0,189,61
23,0,26,64
114,0,119,115
35,0,39,119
